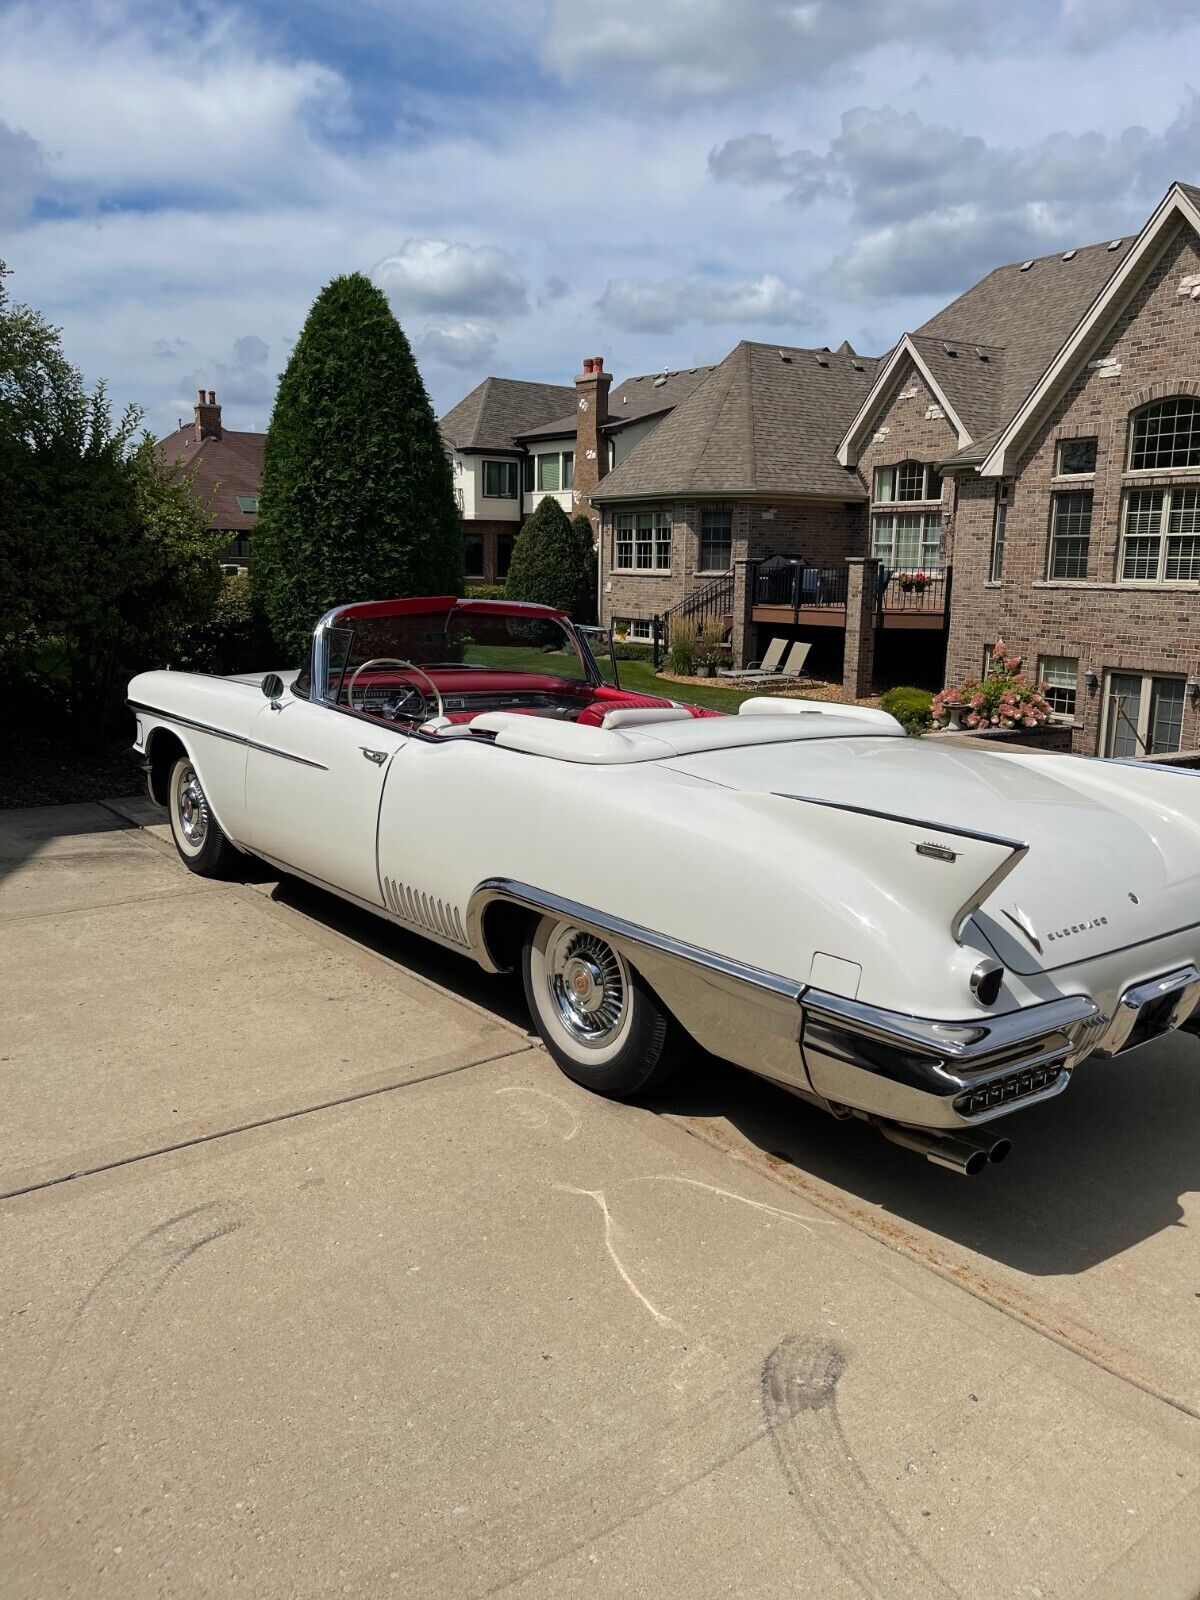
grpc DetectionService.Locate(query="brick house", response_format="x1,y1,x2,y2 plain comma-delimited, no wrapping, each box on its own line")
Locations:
156,391,264,569
841,179,1200,757
439,362,711,586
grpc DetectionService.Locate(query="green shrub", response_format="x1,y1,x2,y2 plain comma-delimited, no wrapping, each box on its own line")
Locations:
465,582,505,600
880,685,934,737
505,497,595,619
171,572,276,675
253,273,462,658
613,640,654,661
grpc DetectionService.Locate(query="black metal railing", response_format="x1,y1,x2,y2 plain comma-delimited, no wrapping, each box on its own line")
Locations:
877,566,951,617
754,563,849,614
651,573,735,667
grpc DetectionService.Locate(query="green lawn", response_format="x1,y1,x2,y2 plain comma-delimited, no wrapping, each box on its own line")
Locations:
459,642,758,712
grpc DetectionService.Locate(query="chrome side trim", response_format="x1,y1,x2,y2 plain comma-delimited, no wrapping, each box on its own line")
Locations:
465,878,803,999
801,988,1099,1062
130,702,329,771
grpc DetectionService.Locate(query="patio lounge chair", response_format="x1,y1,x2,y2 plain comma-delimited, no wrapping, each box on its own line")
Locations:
745,639,813,689
718,636,788,680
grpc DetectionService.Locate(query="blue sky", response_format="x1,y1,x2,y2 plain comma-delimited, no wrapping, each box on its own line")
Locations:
3,0,1200,435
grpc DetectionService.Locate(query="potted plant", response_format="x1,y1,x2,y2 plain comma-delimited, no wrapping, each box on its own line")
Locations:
932,641,1053,732
691,617,724,677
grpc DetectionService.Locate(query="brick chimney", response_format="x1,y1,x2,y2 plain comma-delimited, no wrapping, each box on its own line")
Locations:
572,355,611,534
194,389,222,441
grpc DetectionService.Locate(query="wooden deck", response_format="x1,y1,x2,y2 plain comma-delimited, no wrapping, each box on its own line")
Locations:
752,602,947,631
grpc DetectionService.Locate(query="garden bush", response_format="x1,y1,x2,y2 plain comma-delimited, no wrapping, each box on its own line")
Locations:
933,641,1052,731
465,583,505,600
505,497,594,618
879,686,934,737
171,572,276,675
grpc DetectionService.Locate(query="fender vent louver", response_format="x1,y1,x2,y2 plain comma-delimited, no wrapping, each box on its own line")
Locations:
382,877,468,946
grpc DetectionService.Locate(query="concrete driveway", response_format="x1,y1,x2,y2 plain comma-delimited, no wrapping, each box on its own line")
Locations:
3,800,1200,1598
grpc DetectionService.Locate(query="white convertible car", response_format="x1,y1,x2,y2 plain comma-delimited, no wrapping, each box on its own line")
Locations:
129,595,1200,1175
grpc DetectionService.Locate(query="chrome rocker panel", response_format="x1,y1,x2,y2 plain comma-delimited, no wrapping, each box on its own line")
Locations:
466,879,1118,1132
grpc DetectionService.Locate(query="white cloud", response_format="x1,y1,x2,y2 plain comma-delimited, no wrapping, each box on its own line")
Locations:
0,121,48,225
178,332,274,410
542,0,993,99
597,274,816,334
372,240,529,317
711,97,1200,296
414,321,498,367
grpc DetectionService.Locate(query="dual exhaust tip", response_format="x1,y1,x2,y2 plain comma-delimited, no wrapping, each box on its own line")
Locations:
875,1119,1012,1176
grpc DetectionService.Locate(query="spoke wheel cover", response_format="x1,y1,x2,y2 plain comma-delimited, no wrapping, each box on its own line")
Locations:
544,924,629,1048
175,764,209,851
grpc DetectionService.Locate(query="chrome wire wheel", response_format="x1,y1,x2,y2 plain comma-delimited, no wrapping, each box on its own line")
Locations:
176,764,209,850
543,924,630,1050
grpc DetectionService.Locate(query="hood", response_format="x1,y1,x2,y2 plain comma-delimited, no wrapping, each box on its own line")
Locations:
666,738,1200,974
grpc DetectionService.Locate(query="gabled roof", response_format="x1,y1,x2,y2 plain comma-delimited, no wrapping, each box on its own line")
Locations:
156,426,265,530
981,181,1200,474
592,342,878,503
837,232,1135,467
439,377,575,453
512,365,716,443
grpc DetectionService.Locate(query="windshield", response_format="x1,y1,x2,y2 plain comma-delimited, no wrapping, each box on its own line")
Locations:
444,607,592,682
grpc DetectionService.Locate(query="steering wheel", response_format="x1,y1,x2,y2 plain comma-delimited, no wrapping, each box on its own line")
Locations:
345,657,445,724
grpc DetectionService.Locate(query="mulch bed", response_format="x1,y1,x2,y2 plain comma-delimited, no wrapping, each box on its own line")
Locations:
0,731,144,809
656,670,882,708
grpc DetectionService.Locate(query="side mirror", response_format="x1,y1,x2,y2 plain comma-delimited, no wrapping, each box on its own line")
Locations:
261,673,285,701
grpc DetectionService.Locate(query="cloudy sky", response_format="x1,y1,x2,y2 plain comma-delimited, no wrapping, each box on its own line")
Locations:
3,0,1200,434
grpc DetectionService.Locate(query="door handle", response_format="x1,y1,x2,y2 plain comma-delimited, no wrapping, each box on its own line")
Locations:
361,747,389,765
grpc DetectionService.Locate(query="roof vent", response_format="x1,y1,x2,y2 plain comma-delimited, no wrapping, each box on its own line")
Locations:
1020,260,1034,271
975,346,990,361
777,349,792,363
653,373,667,388
815,353,830,367
1108,238,1123,251
852,360,864,371
942,342,958,357
1062,249,1077,261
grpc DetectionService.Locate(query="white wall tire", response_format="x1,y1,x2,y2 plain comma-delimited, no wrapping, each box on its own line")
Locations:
167,756,236,877
522,915,682,1098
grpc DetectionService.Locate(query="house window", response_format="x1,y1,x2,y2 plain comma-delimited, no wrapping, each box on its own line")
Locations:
873,461,942,503
235,494,258,515
523,455,534,492
871,511,942,570
699,509,733,572
563,451,574,490
1047,490,1092,579
537,453,560,492
482,459,518,499
224,534,251,559
990,482,1009,582
1056,438,1097,476
1103,672,1186,757
496,534,515,579
614,510,671,572
617,618,654,642
464,533,485,579
1129,397,1200,472
1038,656,1078,721
1120,487,1200,581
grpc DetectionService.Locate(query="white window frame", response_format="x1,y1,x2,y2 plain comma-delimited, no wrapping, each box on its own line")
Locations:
698,508,733,573
534,449,575,494
616,618,653,642
1047,489,1093,580
1038,655,1079,722
1102,671,1187,758
1054,437,1097,477
482,458,518,499
871,510,943,570
872,461,943,504
989,481,1009,582
1119,487,1200,583
1128,397,1200,473
613,510,672,573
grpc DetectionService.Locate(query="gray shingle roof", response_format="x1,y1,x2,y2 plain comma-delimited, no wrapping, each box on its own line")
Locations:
915,236,1129,430
513,365,716,442
439,377,576,453
592,343,877,503
156,426,265,531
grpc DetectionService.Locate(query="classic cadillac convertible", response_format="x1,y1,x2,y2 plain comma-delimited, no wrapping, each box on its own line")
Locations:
129,595,1200,1175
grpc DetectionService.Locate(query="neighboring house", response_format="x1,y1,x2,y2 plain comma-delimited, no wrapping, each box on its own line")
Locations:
439,362,712,586
157,390,264,570
841,179,1200,757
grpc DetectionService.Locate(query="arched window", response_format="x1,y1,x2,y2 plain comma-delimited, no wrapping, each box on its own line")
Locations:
1128,396,1200,472
872,460,942,503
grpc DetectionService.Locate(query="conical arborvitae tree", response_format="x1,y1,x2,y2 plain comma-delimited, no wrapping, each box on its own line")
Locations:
505,497,595,620
254,273,463,657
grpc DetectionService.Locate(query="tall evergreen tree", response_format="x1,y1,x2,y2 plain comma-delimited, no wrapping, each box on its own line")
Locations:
505,496,596,620
254,273,463,656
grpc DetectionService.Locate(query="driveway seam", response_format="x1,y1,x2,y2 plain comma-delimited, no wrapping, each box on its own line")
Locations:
666,1111,1200,1428
0,885,225,922
0,1043,533,1203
